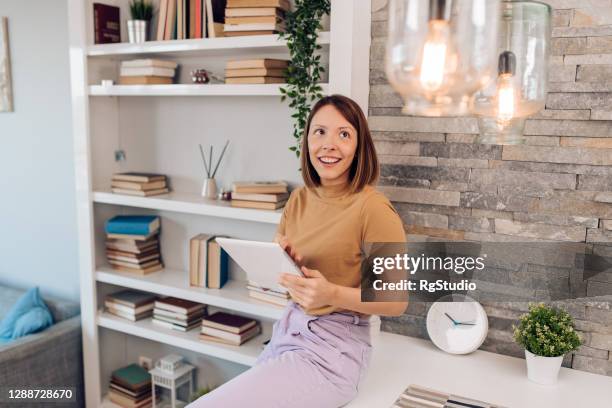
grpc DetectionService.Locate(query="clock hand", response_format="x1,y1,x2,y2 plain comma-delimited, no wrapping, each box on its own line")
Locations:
456,322,477,326
444,312,458,326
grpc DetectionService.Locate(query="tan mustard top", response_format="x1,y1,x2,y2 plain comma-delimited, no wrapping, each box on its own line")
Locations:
277,183,407,315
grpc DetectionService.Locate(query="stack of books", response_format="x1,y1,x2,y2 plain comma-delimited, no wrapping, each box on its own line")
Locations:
247,280,290,307
189,234,229,289
105,290,157,322
119,59,178,85
200,311,261,345
225,58,288,84
152,297,207,332
111,172,169,197
230,181,288,210
108,363,154,408
224,0,289,37
105,215,163,275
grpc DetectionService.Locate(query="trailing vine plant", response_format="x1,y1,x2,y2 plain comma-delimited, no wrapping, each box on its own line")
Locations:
279,0,331,159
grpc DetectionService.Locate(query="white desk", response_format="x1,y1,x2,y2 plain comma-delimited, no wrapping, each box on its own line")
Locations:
348,333,612,408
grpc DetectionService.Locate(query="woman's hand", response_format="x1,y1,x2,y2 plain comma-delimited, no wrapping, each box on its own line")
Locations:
278,266,337,310
275,234,303,265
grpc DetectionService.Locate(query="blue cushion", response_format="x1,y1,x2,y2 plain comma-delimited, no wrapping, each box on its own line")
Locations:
0,287,54,341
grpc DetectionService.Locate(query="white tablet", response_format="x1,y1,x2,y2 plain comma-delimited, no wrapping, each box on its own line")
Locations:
216,237,303,293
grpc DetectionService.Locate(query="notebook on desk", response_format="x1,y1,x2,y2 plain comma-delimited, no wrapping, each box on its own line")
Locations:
392,384,507,408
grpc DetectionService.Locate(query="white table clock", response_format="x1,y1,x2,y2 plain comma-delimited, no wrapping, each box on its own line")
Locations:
426,294,488,355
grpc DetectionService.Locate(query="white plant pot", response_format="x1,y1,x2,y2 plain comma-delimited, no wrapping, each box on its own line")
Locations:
525,349,563,385
128,20,148,43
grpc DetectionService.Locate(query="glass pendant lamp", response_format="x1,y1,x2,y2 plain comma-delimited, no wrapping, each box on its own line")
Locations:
385,0,501,116
471,1,551,144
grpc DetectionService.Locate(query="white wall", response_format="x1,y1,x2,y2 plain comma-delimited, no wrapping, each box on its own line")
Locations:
0,0,79,301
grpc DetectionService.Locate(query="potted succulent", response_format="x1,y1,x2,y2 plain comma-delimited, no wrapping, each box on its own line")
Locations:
128,0,153,43
513,303,581,385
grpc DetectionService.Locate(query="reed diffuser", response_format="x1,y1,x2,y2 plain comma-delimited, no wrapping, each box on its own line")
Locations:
199,141,229,199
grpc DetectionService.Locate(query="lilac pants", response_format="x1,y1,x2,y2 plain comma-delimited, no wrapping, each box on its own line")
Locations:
189,301,372,408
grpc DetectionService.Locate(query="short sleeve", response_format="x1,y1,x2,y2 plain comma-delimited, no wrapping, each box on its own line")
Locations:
360,192,406,244
276,189,296,237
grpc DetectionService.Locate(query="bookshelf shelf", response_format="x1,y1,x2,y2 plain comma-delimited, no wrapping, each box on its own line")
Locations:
97,311,271,367
96,266,285,321
89,83,332,97
87,32,331,58
92,190,283,224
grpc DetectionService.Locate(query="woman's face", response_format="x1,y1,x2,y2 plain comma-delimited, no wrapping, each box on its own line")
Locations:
307,105,358,186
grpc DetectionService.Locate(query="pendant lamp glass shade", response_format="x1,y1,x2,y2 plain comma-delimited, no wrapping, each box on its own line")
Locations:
472,1,551,144
385,0,501,116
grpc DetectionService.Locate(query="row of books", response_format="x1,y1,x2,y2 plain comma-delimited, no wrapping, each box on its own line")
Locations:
109,363,155,408
230,180,288,210
105,290,262,346
225,58,288,84
223,0,289,37
111,172,170,195
189,234,229,289
118,60,178,86
156,0,222,41
105,215,164,275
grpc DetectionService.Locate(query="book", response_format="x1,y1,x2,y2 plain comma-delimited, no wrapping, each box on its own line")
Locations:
93,3,120,44
110,262,164,275
189,233,211,287
106,215,160,236
231,192,288,202
157,0,169,40
152,318,202,332
225,15,282,24
153,307,205,320
105,300,154,315
110,180,167,191
223,22,285,32
207,238,229,289
206,0,227,38
109,381,150,399
248,290,289,306
198,235,214,287
223,30,278,37
190,0,196,38
108,392,152,408
112,173,166,183
165,0,177,40
246,284,289,298
109,258,162,270
107,231,159,241
121,59,179,69
119,76,174,85
111,187,170,196
226,0,290,11
231,199,287,210
201,311,257,334
232,180,288,194
111,363,151,390
106,238,159,254
106,290,157,308
226,58,288,70
225,68,286,78
106,251,160,265
155,297,206,314
200,324,261,344
177,0,184,40
152,311,205,326
120,67,176,77
225,7,283,17
105,307,153,322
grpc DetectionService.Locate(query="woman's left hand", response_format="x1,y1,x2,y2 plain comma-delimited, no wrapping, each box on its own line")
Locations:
278,266,337,310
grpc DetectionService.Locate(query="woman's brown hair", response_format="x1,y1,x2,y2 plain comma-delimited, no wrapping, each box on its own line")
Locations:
300,94,379,194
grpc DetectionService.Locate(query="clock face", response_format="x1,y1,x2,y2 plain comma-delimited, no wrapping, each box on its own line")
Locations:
426,294,488,355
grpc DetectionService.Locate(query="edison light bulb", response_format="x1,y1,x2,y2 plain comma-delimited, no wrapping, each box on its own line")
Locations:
419,20,450,92
495,51,518,122
497,74,515,121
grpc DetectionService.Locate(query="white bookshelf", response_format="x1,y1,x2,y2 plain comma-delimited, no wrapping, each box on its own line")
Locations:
93,191,283,224
68,0,371,406
89,83,329,96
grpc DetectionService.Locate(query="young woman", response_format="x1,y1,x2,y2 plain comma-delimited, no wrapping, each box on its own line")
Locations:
190,94,407,408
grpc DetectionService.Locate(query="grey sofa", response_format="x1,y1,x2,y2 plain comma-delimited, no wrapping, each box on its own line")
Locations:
0,285,84,407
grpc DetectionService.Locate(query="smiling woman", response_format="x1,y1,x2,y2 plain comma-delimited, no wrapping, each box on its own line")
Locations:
189,95,408,408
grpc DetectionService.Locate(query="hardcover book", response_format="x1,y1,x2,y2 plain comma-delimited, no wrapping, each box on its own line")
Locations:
105,215,160,236
106,290,157,308
201,311,257,333
93,3,120,44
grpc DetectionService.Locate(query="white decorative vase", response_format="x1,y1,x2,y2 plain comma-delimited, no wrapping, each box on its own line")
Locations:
525,349,563,385
201,178,217,199
128,20,148,43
